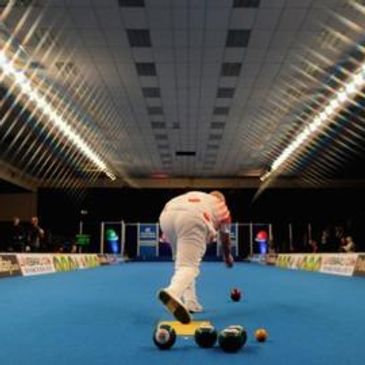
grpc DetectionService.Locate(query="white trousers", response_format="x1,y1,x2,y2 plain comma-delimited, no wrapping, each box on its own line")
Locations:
159,209,208,304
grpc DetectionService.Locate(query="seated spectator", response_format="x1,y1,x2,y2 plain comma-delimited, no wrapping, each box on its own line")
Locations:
340,236,356,253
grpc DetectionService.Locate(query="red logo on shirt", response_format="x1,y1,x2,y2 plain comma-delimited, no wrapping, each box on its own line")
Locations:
203,212,211,222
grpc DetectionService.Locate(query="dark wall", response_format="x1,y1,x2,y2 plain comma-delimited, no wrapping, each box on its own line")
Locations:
37,187,365,224
0,178,31,193
36,187,365,252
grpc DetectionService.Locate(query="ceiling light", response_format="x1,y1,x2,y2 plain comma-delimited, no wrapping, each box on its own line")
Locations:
0,50,116,180
345,83,356,95
337,89,347,102
261,59,365,182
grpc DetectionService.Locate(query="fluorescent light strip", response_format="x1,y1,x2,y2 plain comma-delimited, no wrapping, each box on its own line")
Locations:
262,62,365,181
0,51,116,181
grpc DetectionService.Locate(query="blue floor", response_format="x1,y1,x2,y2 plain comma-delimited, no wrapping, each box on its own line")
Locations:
0,262,364,365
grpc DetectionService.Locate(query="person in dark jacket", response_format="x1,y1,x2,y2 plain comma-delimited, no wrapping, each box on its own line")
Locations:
27,216,45,252
10,217,26,252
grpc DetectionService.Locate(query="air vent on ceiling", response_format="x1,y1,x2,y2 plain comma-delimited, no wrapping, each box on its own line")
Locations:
221,63,241,76
217,87,235,98
318,29,342,50
55,61,79,76
118,0,145,7
151,121,166,129
158,144,169,150
209,134,223,141
29,61,45,70
142,87,160,97
233,0,260,8
211,122,225,129
175,151,196,156
205,159,216,165
135,62,157,76
32,27,59,49
203,163,215,169
213,107,229,115
148,107,163,115
126,29,151,47
160,153,170,159
226,30,251,47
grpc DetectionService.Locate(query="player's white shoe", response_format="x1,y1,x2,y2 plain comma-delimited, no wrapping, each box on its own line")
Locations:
185,301,203,313
158,289,192,324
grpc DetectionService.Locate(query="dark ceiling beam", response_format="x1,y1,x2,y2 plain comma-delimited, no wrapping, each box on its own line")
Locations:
38,177,365,189
0,159,38,191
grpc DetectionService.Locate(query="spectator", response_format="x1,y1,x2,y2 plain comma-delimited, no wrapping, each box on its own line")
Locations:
318,227,330,252
333,225,345,252
10,217,26,252
340,236,356,253
308,239,318,253
27,216,45,252
70,242,78,253
267,239,276,254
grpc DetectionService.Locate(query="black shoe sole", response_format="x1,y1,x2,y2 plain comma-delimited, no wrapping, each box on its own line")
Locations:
158,290,192,324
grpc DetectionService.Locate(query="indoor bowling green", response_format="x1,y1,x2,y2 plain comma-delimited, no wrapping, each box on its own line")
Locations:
1,1,365,364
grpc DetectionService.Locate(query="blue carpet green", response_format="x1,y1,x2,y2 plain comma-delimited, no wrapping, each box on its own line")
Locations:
0,262,364,365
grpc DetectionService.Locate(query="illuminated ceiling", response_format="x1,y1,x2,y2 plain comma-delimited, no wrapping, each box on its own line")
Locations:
1,0,365,189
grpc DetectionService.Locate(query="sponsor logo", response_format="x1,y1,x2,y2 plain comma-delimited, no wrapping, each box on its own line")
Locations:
265,253,278,265
277,254,356,276
17,254,55,276
276,254,321,271
250,254,266,264
276,254,296,268
53,254,100,271
296,255,322,272
83,254,100,268
53,255,80,272
98,254,109,265
354,255,365,276
105,254,121,265
140,224,157,240
320,254,358,276
0,255,21,278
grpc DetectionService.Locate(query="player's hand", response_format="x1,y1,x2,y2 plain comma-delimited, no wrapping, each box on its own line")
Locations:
224,254,234,268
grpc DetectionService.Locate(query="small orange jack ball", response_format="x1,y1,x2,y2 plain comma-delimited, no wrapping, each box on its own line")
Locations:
255,328,268,342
